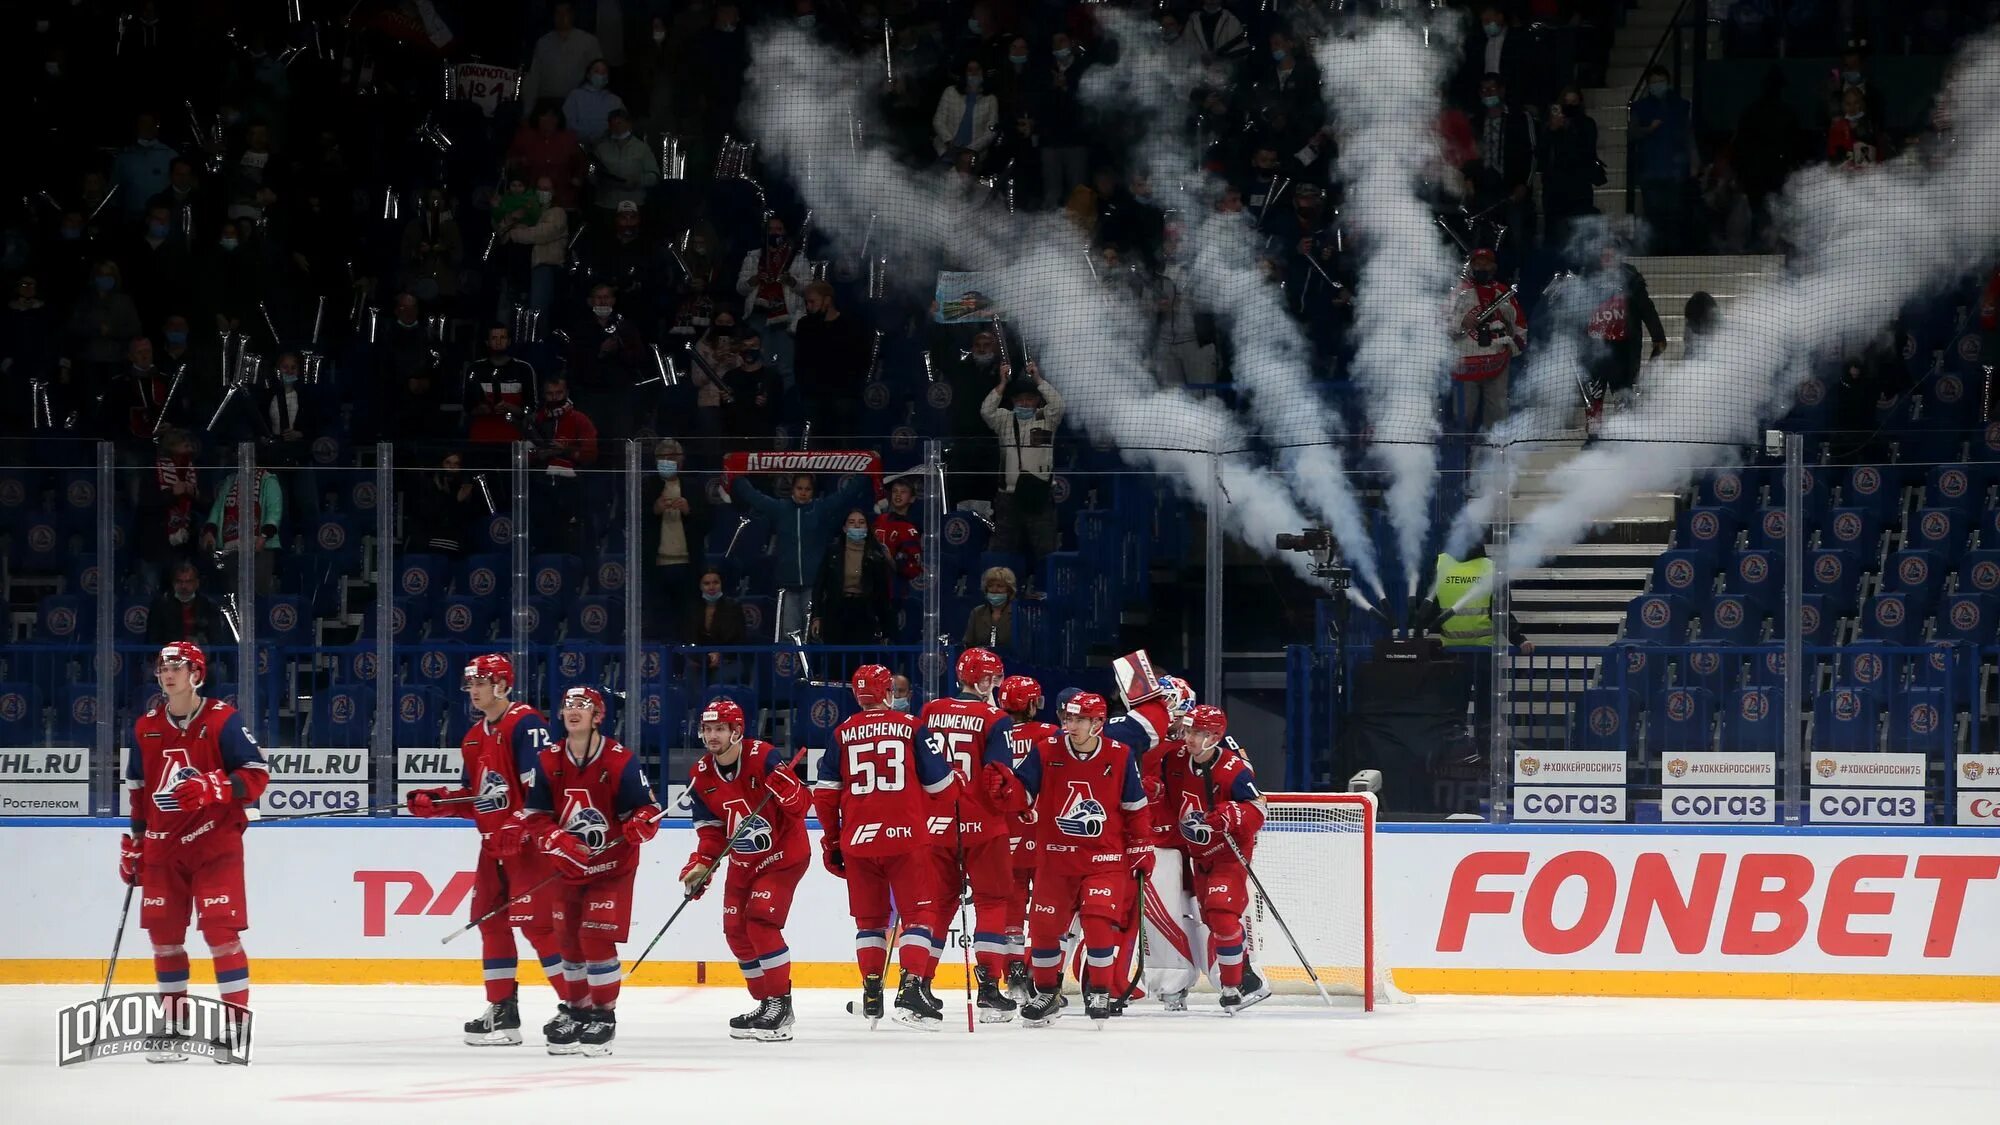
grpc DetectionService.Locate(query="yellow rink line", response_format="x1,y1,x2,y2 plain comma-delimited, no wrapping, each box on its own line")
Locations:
6,960,1997,1001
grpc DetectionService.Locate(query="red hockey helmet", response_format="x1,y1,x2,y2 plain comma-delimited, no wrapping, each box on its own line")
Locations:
852,664,894,709
1187,704,1228,739
561,686,606,718
155,642,207,688
957,647,1005,688
997,674,1043,715
1059,692,1108,721
699,697,745,731
463,653,515,692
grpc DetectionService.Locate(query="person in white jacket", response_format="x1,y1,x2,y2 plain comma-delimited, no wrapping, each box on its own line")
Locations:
980,360,1065,571
932,60,1000,161
735,214,813,379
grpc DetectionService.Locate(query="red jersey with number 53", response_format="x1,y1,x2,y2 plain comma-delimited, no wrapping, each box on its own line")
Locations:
814,710,955,858
460,702,553,850
918,695,1015,845
687,740,809,871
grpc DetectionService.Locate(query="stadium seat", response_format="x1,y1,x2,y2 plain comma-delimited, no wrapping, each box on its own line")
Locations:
1724,549,1781,602
302,514,365,615
1910,641,1967,689
790,682,852,750
1653,687,1715,753
940,512,991,586
1888,688,1953,756
310,684,374,746
261,595,307,646
1834,642,1899,695
592,554,628,599
1935,593,1997,645
397,554,452,601
1923,463,1982,509
1746,507,1791,552
405,647,460,692
525,596,563,645
1835,464,1905,524
567,595,624,643
738,596,775,643
1796,594,1834,646
56,685,101,745
1651,549,1718,598
34,595,92,644
394,686,446,747
1673,643,1741,697
1859,591,1930,644
1623,594,1691,644
1696,467,1763,518
1819,507,1883,559
11,512,65,573
549,648,606,693
1907,506,1970,560
66,553,105,599
1812,687,1881,752
115,596,150,643
1722,686,1783,754
1881,550,1946,602
1806,550,1862,614
1610,642,1669,706
457,553,509,599
433,595,497,643
1566,687,1634,752
1674,506,1740,555
479,513,514,552
1699,592,1767,645
530,554,585,607
0,683,39,744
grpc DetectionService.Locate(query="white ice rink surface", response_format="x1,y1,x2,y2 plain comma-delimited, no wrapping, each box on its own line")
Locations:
7,986,1999,1124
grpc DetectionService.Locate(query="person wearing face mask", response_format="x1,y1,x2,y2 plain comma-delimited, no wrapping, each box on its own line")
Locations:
1446,249,1524,433
1457,6,1526,112
380,294,449,446
521,3,605,120
1630,65,1693,254
105,335,189,456
564,59,627,145
123,205,195,328
139,430,205,581
690,314,741,452
793,281,870,441
1539,86,1602,251
729,471,875,641
686,569,745,681
527,374,602,554
67,261,144,382
980,359,1064,574
592,108,659,213
146,561,224,646
507,176,570,314
719,330,783,444
112,113,179,220
644,438,710,638
409,451,482,557
962,567,1018,654
992,36,1036,116
1033,33,1092,209
734,217,812,378
871,479,925,585
146,159,213,247
1468,73,1535,276
507,107,589,212
562,283,649,438
933,59,1001,161
810,509,898,650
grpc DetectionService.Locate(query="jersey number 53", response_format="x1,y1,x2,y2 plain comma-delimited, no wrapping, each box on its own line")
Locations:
845,740,908,795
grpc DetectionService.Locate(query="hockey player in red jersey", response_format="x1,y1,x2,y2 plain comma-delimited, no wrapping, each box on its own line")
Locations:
1106,649,1176,756
986,691,1152,1027
405,653,567,1046
918,647,1020,1022
812,664,958,1030
507,687,660,1055
997,673,1054,1003
1160,704,1269,1012
122,642,269,1062
682,698,811,1042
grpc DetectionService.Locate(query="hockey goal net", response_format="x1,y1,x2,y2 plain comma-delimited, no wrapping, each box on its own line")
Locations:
1244,792,1404,1009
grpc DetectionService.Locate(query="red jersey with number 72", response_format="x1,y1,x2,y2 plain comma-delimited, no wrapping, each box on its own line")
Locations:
814,709,956,858
918,695,1016,845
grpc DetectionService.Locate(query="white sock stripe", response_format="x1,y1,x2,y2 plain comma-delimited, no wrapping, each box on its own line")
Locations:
209,941,243,956
973,940,1011,955
1215,950,1245,965
156,981,188,993
1084,953,1116,968
1030,952,1063,968
758,950,792,970
587,964,623,982
152,944,186,956
482,966,516,981
895,933,932,950
854,936,889,951
739,961,765,978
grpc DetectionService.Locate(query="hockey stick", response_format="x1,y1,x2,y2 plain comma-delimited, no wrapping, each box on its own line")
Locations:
953,801,975,1033
103,883,135,1000
251,795,477,822
626,749,801,977
1222,831,1335,1006
439,842,624,946
1116,868,1146,1004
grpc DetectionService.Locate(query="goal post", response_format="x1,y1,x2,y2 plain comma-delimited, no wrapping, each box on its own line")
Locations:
1246,792,1405,1009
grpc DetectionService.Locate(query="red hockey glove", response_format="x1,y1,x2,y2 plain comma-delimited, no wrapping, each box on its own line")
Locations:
1206,801,1262,840
171,769,233,811
406,787,457,818
118,833,143,886
764,766,809,815
1142,775,1166,809
622,808,661,845
1130,847,1156,878
538,825,591,868
982,763,1023,811
820,837,846,878
679,856,714,899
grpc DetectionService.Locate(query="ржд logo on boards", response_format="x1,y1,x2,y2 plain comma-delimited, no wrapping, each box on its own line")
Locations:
56,993,252,1066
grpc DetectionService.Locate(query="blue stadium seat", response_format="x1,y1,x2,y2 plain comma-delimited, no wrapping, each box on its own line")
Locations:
479,513,514,552
11,511,65,573
457,553,509,599
567,596,623,643
310,683,374,746
1746,507,1791,552
1723,686,1783,754
1813,688,1881,752
592,554,628,599
525,596,563,645
1908,507,1971,559
1623,594,1691,644
790,682,851,750
1796,594,1834,645
1820,507,1884,558
394,686,446,747
34,595,92,644
433,595,496,643
258,595,306,646
302,514,365,616
1910,641,1966,689
1700,592,1767,645
738,596,775,642
443,696,474,746
940,512,991,587
115,596,150,643
66,553,104,599
1933,591,1994,644
548,648,606,693
1673,643,1741,697
1860,591,1930,644
56,685,101,745
54,469,99,535
1697,467,1763,518
531,553,585,610
1654,687,1714,753
1566,687,1634,752
1806,550,1863,614
359,596,429,642
1836,464,1905,524
1610,642,1670,706
0,683,38,744
1651,549,1718,598
397,553,452,601
1835,642,1899,694
1724,549,1781,602
1888,688,1953,756
405,647,460,691
1674,506,1740,556
639,683,688,753
1923,463,1982,510
1882,550,1947,602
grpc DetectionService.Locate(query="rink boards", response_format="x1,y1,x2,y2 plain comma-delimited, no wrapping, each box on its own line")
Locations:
2,820,1997,1001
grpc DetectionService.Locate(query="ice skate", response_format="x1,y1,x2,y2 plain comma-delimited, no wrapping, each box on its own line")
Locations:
577,1010,616,1056
543,1003,584,1055
747,994,795,1042
462,993,522,1046
892,974,942,1031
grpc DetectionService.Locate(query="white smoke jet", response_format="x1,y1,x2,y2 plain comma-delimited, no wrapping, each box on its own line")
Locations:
1496,31,2000,583
1078,11,1385,596
740,29,1329,577
1317,17,1464,596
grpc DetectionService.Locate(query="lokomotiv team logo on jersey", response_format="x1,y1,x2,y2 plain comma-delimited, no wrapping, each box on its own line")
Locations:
559,790,610,852
473,768,511,814
151,748,201,812
722,797,774,854
1054,781,1106,838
